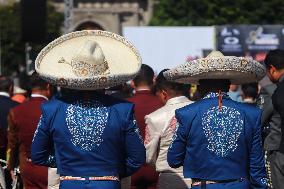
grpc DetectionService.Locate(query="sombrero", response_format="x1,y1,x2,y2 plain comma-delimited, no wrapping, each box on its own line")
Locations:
163,51,266,84
35,30,141,90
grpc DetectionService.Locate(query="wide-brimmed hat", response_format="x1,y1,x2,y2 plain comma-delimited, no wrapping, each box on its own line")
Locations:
35,30,141,90
163,51,266,84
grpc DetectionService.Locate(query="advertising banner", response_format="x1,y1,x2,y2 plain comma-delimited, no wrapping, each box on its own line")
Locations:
216,25,284,61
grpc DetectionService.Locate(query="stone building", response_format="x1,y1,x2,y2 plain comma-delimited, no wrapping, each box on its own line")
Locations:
53,0,155,34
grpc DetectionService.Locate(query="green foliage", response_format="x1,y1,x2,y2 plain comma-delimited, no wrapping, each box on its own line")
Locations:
150,0,284,26
0,1,63,75
0,3,23,74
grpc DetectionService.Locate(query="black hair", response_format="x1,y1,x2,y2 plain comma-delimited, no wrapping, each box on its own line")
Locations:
241,82,258,100
155,69,190,97
198,79,231,97
133,64,154,86
264,49,284,70
28,72,48,90
0,76,13,92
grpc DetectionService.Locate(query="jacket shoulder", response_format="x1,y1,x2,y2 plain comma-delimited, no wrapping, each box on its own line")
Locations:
147,105,168,118
105,94,134,109
232,101,261,115
145,105,168,125
176,100,202,115
0,97,18,109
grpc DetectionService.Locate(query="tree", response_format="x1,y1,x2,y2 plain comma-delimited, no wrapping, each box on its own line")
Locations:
150,0,284,26
0,1,63,75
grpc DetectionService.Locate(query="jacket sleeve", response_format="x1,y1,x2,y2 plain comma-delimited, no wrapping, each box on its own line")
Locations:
144,115,160,165
31,113,56,168
122,105,146,177
259,86,274,126
6,110,19,171
249,111,268,189
167,110,190,168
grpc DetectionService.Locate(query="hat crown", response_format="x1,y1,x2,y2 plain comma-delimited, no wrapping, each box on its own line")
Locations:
206,51,224,58
69,40,109,77
73,40,105,66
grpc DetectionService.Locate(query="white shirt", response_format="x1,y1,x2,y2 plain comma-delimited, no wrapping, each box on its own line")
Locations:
0,91,10,97
31,94,48,101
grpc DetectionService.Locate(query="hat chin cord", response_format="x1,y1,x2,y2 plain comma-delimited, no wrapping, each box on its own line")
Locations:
218,90,223,111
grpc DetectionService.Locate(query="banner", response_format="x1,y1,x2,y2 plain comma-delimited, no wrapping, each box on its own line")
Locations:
216,25,284,60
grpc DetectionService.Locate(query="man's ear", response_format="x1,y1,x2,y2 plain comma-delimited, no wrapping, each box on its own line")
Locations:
161,89,168,100
153,76,157,85
130,80,135,89
46,83,52,98
269,65,277,73
9,85,14,96
268,65,279,79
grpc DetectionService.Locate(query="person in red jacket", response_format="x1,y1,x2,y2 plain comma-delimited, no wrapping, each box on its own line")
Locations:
128,64,163,189
6,73,52,189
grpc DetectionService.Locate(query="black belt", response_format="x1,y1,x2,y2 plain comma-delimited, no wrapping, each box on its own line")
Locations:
192,178,245,188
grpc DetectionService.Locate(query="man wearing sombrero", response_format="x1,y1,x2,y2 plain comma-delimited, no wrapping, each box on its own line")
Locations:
165,51,267,189
31,30,146,189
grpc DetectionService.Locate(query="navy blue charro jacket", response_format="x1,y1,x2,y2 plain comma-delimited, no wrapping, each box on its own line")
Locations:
167,92,267,189
31,92,146,178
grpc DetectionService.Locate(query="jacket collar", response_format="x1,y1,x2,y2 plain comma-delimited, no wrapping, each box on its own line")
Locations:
31,94,48,101
166,96,190,106
0,91,10,97
203,92,230,100
134,90,152,95
279,74,284,82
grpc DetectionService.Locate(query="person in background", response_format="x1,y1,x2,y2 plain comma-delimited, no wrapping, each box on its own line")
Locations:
31,30,145,189
144,69,192,189
0,76,19,189
166,51,267,189
259,83,279,188
6,73,52,189
128,64,163,189
241,82,259,105
106,83,133,99
228,84,243,102
12,86,27,103
263,49,284,189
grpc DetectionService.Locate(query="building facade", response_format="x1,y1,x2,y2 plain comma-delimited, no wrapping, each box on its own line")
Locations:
53,0,154,34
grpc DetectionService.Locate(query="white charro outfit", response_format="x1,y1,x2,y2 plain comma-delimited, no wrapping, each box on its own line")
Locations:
145,96,193,189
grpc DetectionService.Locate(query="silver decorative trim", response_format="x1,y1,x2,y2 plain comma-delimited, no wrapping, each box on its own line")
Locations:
36,30,141,69
164,57,266,84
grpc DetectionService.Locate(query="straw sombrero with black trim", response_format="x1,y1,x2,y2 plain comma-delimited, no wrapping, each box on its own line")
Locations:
35,30,141,90
163,51,266,84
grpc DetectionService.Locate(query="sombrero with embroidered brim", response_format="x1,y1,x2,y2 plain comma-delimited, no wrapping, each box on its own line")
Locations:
35,30,141,90
163,51,266,85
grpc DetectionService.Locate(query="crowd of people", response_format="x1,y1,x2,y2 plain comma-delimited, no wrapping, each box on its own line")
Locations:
0,30,284,189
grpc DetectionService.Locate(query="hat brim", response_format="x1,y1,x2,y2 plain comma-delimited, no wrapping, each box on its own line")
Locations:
35,30,141,90
164,56,266,85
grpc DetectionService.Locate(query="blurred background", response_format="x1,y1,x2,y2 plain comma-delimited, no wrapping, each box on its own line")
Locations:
0,0,284,88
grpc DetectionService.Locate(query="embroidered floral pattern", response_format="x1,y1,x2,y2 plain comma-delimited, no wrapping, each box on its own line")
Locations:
32,115,43,142
169,120,180,149
202,106,243,157
163,56,266,84
144,125,151,145
133,119,143,144
66,100,108,151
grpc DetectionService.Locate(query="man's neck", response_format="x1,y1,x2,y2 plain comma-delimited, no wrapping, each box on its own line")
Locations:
279,72,284,82
135,86,151,91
